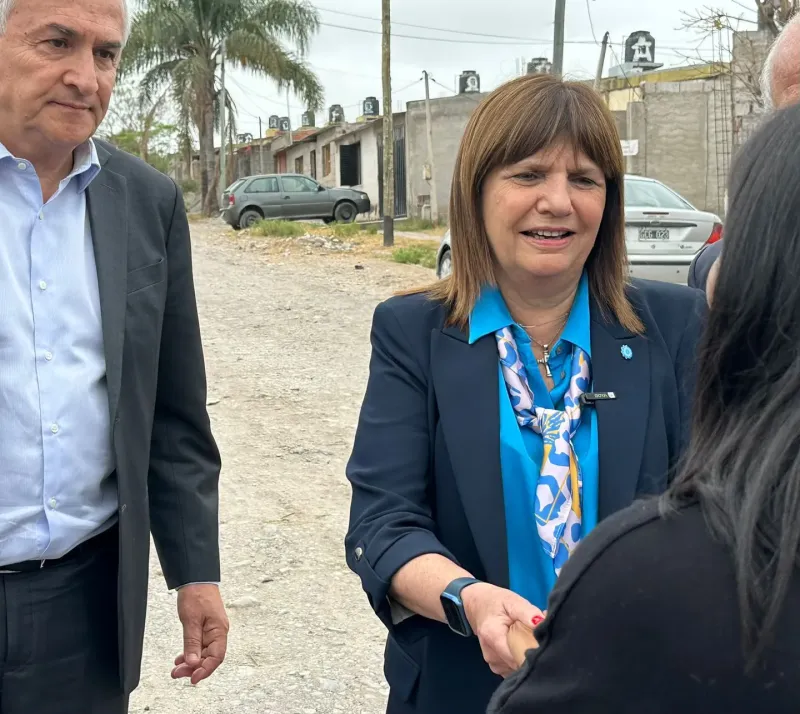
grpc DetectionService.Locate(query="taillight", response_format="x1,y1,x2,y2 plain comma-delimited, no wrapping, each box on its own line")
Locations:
707,223,723,245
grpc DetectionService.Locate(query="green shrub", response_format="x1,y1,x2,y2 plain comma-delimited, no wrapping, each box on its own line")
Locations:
395,218,440,232
330,222,362,238
392,245,438,269
249,220,306,237
180,179,199,195
364,223,380,235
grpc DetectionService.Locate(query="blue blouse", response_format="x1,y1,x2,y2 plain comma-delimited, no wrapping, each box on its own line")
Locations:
468,272,599,609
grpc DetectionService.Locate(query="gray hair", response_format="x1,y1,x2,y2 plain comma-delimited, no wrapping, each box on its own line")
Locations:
0,0,131,44
761,13,800,111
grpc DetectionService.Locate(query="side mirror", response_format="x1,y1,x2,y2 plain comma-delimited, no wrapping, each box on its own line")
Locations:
317,184,325,192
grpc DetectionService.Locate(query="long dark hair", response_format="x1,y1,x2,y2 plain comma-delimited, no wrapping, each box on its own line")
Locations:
666,102,800,669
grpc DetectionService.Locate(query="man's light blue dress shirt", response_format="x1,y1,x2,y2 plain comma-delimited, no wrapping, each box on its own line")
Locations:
0,139,117,566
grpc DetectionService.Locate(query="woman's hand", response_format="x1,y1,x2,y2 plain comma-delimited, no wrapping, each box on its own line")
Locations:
507,621,540,668
461,583,544,677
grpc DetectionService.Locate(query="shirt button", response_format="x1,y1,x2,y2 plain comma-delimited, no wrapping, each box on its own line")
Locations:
17,161,26,171
39,280,47,290
48,498,58,509
561,371,566,380
44,351,53,361
38,211,44,221
50,423,59,434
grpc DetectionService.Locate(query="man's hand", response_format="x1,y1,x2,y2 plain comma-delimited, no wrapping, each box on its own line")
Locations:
462,583,543,678
171,584,230,685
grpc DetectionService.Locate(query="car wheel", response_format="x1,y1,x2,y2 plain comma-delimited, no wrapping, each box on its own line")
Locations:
438,248,452,278
322,217,335,224
334,202,357,223
239,210,263,229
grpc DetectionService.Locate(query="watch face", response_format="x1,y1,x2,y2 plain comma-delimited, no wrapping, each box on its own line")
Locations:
441,593,469,636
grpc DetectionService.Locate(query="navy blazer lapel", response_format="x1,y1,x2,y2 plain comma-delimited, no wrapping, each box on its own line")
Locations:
590,297,650,519
431,324,509,589
86,143,129,426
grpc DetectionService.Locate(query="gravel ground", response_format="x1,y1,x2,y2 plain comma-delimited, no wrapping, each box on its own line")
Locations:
130,219,435,714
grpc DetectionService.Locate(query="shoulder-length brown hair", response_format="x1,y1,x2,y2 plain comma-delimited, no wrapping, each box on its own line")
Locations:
414,73,642,334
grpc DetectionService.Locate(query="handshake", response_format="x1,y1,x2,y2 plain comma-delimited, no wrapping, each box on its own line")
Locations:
461,582,545,677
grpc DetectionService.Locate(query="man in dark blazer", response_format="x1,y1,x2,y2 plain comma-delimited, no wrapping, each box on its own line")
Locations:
688,14,800,294
687,240,722,292
0,0,227,710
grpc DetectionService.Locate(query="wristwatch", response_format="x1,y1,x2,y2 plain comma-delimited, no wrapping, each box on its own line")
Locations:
440,577,482,637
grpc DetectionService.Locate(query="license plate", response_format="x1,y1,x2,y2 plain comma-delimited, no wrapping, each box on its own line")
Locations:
639,227,670,241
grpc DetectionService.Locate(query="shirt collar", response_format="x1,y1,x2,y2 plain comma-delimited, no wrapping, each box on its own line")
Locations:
0,138,101,193
469,271,592,356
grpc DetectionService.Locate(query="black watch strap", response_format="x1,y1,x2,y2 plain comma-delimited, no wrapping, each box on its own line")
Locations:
440,577,482,637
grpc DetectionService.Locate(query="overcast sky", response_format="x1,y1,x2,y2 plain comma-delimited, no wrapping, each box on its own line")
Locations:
223,0,762,139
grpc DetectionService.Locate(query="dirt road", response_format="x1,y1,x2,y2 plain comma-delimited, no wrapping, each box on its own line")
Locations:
130,220,434,714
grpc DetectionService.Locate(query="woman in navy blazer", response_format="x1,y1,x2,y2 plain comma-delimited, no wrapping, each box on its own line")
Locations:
345,74,706,714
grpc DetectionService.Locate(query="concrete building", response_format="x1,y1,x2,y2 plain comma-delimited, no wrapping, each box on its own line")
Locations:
405,92,489,221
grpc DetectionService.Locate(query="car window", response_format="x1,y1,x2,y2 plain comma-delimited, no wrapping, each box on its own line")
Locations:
225,179,245,193
246,177,280,193
624,179,693,210
281,176,317,193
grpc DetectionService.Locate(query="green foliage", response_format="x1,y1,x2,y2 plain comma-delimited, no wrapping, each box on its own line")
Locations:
249,220,311,237
392,245,438,269
121,0,325,214
394,218,439,232
330,222,362,238
180,179,200,195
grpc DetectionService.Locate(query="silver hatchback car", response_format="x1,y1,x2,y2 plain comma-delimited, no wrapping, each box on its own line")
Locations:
221,173,371,229
435,175,722,277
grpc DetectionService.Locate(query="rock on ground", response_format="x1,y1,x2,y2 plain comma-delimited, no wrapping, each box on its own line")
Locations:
130,220,435,714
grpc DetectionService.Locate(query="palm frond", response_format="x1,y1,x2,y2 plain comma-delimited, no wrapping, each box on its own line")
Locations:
225,29,323,109
244,0,320,56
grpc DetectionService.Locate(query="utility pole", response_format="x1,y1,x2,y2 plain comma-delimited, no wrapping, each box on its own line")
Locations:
287,88,294,145
219,39,227,197
594,32,609,90
552,0,566,77
381,0,394,247
422,70,439,224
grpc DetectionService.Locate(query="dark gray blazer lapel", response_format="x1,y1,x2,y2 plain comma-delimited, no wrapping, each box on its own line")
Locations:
86,144,128,425
431,324,509,589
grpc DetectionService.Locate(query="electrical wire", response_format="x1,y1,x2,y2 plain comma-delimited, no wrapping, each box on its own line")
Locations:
315,12,723,52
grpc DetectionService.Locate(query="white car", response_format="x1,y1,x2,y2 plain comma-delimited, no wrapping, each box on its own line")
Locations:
435,175,723,278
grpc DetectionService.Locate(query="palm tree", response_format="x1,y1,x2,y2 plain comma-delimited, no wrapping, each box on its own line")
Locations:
122,0,324,214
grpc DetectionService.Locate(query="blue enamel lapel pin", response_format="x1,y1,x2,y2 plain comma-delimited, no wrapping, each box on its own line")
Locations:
621,344,633,360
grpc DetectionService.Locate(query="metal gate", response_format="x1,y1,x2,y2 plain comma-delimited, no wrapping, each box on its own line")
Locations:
377,123,407,218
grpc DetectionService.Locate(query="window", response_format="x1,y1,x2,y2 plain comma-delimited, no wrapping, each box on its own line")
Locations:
624,178,693,210
339,142,361,186
246,176,279,193
309,150,317,179
322,144,332,176
225,179,245,193
281,175,318,193
294,156,304,174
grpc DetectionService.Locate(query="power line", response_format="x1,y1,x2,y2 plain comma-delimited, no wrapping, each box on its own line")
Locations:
318,21,552,45
317,7,546,42
317,14,721,52
585,0,599,44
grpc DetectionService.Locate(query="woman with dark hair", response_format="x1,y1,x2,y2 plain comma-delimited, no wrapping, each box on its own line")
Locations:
491,102,800,713
344,73,706,714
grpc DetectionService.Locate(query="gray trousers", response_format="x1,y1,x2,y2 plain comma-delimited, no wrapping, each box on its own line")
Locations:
0,528,128,713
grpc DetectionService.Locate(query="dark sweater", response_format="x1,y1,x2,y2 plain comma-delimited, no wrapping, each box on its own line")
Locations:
489,498,800,714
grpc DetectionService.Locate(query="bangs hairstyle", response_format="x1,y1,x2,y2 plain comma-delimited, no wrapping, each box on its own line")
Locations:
418,73,642,333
